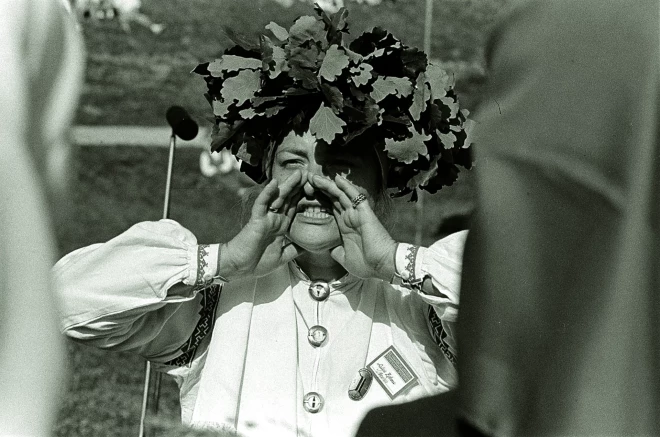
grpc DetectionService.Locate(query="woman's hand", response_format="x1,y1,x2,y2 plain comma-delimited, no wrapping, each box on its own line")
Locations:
309,174,397,281
219,170,305,280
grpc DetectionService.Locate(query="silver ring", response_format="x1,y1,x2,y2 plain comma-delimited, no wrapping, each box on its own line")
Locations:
268,207,279,213
351,193,367,208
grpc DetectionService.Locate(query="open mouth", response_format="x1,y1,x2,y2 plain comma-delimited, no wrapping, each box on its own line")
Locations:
298,205,332,219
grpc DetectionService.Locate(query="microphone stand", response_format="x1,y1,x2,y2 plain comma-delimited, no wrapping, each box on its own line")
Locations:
138,131,177,437
163,133,176,218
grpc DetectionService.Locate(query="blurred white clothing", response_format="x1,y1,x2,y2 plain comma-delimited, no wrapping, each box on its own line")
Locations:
0,0,84,435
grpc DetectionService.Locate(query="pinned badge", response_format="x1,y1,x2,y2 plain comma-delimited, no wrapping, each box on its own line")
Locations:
348,368,373,401
367,346,418,399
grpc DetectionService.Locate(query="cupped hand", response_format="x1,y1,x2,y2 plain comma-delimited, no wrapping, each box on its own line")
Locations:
309,174,397,281
220,170,305,279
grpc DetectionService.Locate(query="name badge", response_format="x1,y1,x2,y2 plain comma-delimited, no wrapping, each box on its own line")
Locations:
367,346,418,399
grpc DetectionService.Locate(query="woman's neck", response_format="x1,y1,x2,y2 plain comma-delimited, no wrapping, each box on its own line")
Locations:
296,251,347,282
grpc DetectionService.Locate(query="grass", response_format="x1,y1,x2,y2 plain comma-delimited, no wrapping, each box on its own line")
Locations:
54,0,509,435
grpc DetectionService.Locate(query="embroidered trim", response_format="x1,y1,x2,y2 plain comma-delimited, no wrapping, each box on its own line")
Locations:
395,275,427,291
164,284,222,367
195,244,210,286
403,245,419,281
391,244,425,289
427,306,457,366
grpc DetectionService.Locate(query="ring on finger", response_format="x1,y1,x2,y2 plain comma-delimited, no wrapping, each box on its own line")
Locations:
351,193,367,209
268,206,279,213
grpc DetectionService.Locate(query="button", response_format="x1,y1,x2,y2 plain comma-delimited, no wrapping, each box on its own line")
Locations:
348,368,373,401
303,392,324,413
308,281,330,301
307,325,328,347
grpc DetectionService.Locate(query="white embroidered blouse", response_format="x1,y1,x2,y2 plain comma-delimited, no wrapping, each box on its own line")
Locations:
54,219,467,437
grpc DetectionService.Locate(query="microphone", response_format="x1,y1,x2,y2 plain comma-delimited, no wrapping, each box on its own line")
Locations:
166,106,199,141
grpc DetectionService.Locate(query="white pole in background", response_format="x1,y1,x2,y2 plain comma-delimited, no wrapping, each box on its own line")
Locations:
423,0,434,55
138,133,177,437
415,0,433,245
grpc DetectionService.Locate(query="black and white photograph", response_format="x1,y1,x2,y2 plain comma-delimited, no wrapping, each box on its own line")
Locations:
1,0,658,436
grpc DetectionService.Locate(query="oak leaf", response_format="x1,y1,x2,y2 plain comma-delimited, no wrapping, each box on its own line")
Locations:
462,118,476,149
262,35,287,79
208,56,262,76
309,103,346,143
407,156,439,189
370,76,412,103
319,44,350,82
239,108,257,119
427,63,455,98
288,15,326,47
409,73,430,121
384,127,430,164
350,64,373,87
439,95,459,118
211,122,241,152
321,83,344,112
221,69,261,105
234,133,262,166
212,99,232,118
437,130,457,150
266,21,289,41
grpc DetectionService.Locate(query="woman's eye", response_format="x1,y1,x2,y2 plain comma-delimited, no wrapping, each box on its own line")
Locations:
282,159,304,168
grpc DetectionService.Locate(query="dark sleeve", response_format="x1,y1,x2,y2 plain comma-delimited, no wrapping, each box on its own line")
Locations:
459,0,660,435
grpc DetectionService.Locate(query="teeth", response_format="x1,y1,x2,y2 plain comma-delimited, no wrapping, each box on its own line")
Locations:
302,211,330,218
300,205,330,214
300,205,331,218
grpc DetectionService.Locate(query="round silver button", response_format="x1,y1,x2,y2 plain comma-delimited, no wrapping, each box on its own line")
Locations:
303,392,324,413
308,281,330,301
307,325,328,347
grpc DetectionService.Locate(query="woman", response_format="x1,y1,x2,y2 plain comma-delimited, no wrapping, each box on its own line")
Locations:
55,7,472,437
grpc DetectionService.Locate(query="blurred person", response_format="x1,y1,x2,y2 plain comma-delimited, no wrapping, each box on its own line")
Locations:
72,0,164,34
199,149,242,178
358,0,660,435
54,8,473,437
0,0,84,435
271,0,385,13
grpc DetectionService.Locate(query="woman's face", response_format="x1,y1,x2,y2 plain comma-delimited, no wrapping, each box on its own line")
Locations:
271,131,381,253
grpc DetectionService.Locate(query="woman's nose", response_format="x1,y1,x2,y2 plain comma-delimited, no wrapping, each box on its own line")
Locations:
302,163,323,197
303,179,315,197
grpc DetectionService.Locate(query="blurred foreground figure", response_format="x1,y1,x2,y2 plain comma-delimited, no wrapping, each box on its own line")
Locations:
0,0,84,435
358,0,660,435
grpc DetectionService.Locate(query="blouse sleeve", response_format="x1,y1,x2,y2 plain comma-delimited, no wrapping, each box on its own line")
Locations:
54,219,222,363
392,230,468,366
